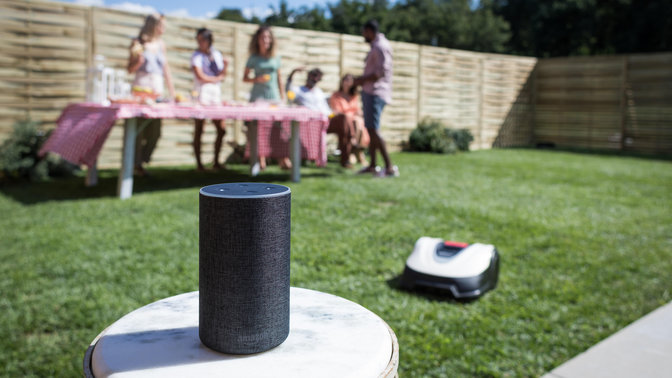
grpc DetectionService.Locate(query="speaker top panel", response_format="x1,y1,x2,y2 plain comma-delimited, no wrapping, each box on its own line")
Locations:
200,183,290,199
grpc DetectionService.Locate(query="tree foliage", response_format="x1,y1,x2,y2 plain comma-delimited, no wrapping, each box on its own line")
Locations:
216,0,510,53
214,0,671,57
379,0,510,52
215,9,248,24
491,0,672,57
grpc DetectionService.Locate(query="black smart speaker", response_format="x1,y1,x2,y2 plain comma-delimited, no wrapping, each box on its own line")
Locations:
199,183,291,354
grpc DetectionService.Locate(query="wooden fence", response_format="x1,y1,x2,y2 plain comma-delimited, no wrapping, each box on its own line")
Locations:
0,0,669,169
533,53,672,155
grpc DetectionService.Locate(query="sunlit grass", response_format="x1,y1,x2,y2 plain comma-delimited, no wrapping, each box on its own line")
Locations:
1,149,671,376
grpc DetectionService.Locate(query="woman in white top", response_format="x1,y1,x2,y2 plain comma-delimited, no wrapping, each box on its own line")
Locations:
126,13,175,176
191,28,228,171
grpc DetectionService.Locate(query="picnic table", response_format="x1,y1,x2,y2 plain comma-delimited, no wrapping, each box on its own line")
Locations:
39,102,329,199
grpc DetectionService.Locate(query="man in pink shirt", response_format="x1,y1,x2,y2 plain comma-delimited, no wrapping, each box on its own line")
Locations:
355,20,398,177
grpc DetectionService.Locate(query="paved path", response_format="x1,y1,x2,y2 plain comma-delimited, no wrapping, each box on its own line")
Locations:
543,301,672,378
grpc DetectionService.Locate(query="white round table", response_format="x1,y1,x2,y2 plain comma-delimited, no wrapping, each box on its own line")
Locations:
84,287,398,377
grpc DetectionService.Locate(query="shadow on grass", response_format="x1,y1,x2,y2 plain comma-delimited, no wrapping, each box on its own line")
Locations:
386,275,477,305
0,164,333,205
520,145,672,162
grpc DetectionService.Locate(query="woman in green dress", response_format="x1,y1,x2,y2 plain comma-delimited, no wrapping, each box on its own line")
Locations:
243,25,283,102
243,26,288,169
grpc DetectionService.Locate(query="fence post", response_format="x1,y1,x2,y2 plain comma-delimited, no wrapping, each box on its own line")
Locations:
530,63,538,146
416,45,423,126
86,7,95,102
619,56,629,151
339,34,346,83
27,4,33,122
478,56,484,149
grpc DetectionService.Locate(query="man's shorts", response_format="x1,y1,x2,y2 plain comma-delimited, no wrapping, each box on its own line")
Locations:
361,91,386,131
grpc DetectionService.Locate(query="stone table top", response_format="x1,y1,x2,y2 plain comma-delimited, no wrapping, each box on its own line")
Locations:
85,287,398,377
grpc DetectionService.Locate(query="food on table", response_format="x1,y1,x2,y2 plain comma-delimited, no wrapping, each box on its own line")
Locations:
132,86,159,105
110,98,140,104
132,86,154,94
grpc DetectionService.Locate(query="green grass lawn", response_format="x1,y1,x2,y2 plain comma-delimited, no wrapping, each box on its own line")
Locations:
1,149,671,377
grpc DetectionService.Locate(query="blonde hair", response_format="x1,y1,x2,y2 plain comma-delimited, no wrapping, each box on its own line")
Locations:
138,13,165,43
248,25,276,57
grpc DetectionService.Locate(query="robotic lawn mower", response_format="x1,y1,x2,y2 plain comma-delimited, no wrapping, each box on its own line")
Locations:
400,237,500,299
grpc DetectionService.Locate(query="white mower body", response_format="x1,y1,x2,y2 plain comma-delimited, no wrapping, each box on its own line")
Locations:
401,237,500,299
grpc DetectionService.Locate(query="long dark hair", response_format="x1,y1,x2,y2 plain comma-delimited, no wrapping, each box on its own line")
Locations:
248,25,276,57
339,74,357,97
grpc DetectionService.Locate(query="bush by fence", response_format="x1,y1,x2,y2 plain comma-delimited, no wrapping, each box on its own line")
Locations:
408,118,473,154
0,119,79,181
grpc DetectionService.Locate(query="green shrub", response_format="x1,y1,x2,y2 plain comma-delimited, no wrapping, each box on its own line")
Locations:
408,118,473,153
0,119,79,182
448,128,474,151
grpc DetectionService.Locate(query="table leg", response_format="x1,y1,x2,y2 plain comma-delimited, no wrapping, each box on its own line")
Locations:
117,118,137,199
290,120,300,182
248,120,260,176
86,161,98,187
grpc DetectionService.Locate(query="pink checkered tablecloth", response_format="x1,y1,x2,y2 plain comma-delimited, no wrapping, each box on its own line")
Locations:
39,102,329,167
